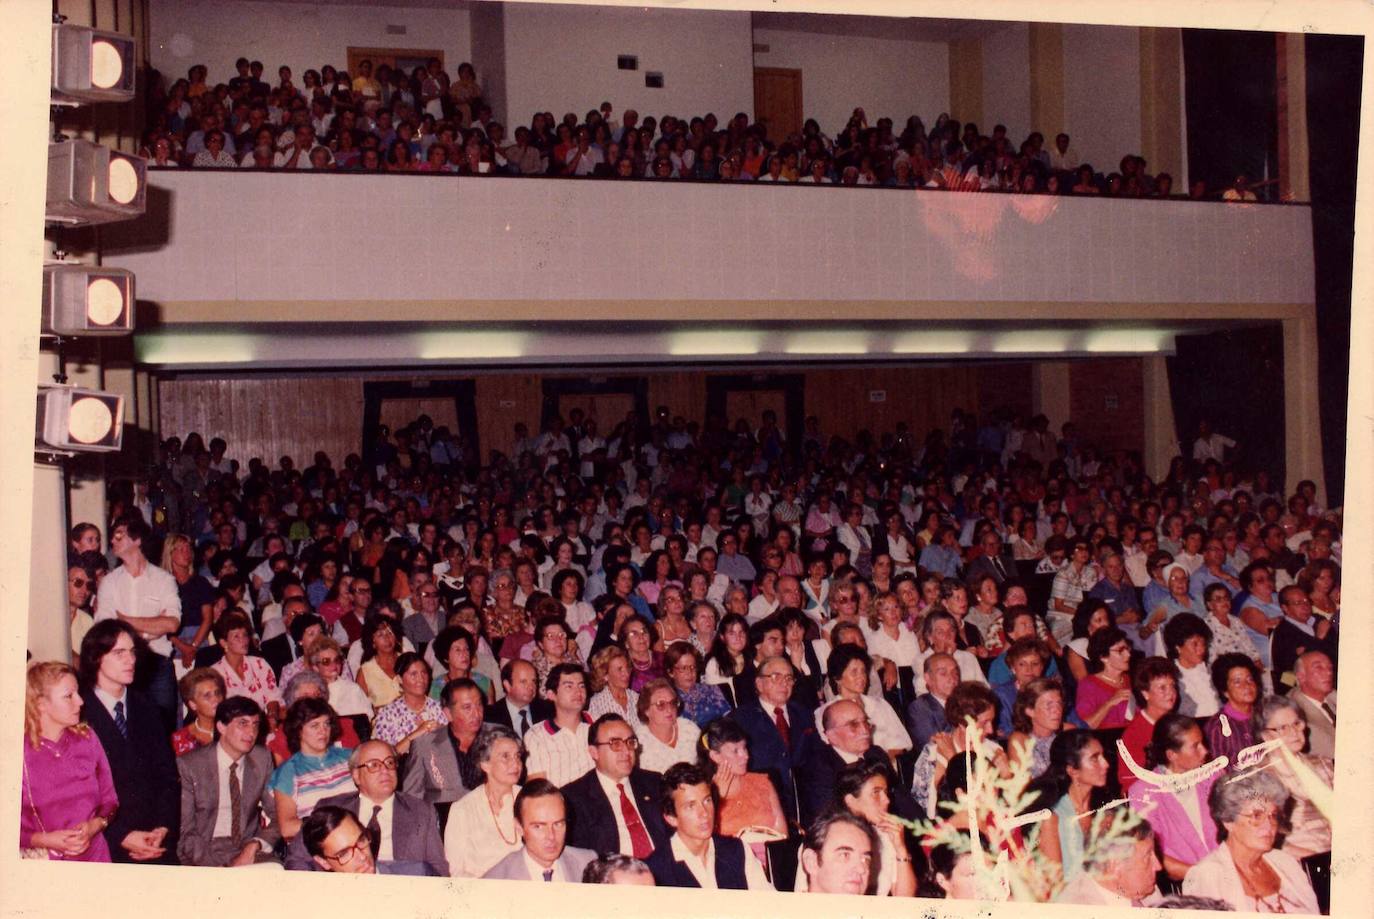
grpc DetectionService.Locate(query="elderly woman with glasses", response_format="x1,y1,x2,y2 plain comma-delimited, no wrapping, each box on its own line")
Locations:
443,725,525,878
306,636,373,720
1182,770,1320,913
664,641,730,728
587,645,639,721
1255,694,1334,911
632,677,701,773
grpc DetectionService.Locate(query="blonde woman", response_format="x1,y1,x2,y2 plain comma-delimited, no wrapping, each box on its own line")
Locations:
21,662,118,861
163,533,216,669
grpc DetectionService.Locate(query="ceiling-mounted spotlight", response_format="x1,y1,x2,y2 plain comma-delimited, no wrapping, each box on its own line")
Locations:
42,263,135,336
47,139,147,225
36,384,125,453
51,23,136,104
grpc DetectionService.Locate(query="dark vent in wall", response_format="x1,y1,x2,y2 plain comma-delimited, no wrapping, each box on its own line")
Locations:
617,55,638,70
645,71,663,89
385,24,407,35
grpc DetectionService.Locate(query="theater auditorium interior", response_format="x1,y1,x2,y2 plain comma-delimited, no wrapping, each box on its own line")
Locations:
5,0,1371,914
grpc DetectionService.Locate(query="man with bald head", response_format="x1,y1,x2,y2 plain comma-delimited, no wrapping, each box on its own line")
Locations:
285,739,447,875
1288,650,1337,759
730,655,816,827
797,699,917,827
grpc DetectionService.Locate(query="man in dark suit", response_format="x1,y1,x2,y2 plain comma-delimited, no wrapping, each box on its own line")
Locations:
301,806,438,876
562,714,670,859
796,699,918,827
79,620,180,864
286,739,448,875
259,596,311,679
482,779,597,882
730,656,815,825
177,696,280,866
966,529,1016,587
485,659,554,736
644,763,772,889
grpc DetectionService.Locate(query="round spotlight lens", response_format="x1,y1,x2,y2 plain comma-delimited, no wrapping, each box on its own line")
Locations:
91,39,124,89
69,396,114,444
108,157,139,205
87,278,125,326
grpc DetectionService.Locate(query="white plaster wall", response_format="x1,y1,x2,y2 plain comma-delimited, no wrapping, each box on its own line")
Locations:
108,171,1316,309
147,0,472,89
501,3,753,130
1062,24,1142,173
751,27,949,136
980,22,1032,141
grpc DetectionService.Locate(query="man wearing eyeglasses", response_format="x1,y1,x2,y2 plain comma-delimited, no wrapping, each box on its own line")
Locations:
301,806,437,876
562,714,671,858
402,581,446,657
797,699,918,827
732,656,815,827
286,740,448,875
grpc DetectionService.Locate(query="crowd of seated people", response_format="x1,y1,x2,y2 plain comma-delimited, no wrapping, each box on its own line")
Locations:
28,402,1337,909
136,56,1264,200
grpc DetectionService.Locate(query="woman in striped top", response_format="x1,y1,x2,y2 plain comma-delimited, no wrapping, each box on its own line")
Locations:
269,696,356,840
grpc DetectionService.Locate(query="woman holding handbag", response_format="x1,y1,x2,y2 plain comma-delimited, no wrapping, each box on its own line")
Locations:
21,661,119,861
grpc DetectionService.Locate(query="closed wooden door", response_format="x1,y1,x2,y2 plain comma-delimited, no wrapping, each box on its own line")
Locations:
754,67,803,142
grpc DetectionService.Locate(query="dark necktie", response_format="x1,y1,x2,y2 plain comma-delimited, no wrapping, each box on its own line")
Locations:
773,705,791,751
1321,702,1336,726
113,700,128,739
543,868,554,882
617,782,654,859
367,804,382,860
519,708,530,736
993,555,1005,579
228,761,242,841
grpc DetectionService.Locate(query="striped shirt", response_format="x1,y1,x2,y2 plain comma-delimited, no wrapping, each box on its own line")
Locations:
268,746,356,818
523,718,593,787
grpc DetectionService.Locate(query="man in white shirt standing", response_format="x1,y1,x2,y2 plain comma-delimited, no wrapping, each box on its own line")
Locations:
96,515,181,728
1192,419,1237,465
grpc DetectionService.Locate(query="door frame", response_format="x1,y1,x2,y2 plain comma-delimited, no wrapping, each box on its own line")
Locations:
361,378,478,468
540,376,651,435
753,66,804,141
705,372,805,463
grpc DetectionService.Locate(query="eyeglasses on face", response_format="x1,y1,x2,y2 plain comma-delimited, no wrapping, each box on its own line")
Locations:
594,736,640,752
324,829,373,865
355,757,398,773
650,698,680,710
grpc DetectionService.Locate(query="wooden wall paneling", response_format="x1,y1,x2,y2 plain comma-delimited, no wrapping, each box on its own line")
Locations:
724,389,787,431
1069,358,1146,456
378,397,460,436
474,374,542,459
976,362,1036,421
647,372,707,426
557,393,635,431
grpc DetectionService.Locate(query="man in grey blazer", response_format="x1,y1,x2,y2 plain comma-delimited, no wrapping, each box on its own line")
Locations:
284,739,448,875
177,697,281,867
1289,650,1337,759
401,678,486,832
482,779,597,883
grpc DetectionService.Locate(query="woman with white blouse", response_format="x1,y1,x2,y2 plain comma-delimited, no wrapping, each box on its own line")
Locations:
632,678,701,773
444,725,524,878
819,645,912,761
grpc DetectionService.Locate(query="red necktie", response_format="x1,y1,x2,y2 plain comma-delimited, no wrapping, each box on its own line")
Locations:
774,705,791,751
618,782,654,859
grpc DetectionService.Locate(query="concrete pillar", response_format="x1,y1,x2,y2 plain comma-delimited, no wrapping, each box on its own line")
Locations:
1276,34,1311,202
1139,28,1185,185
1283,313,1327,505
1028,23,1065,137
1031,362,1072,432
949,38,984,128
33,351,74,664
1141,354,1181,482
